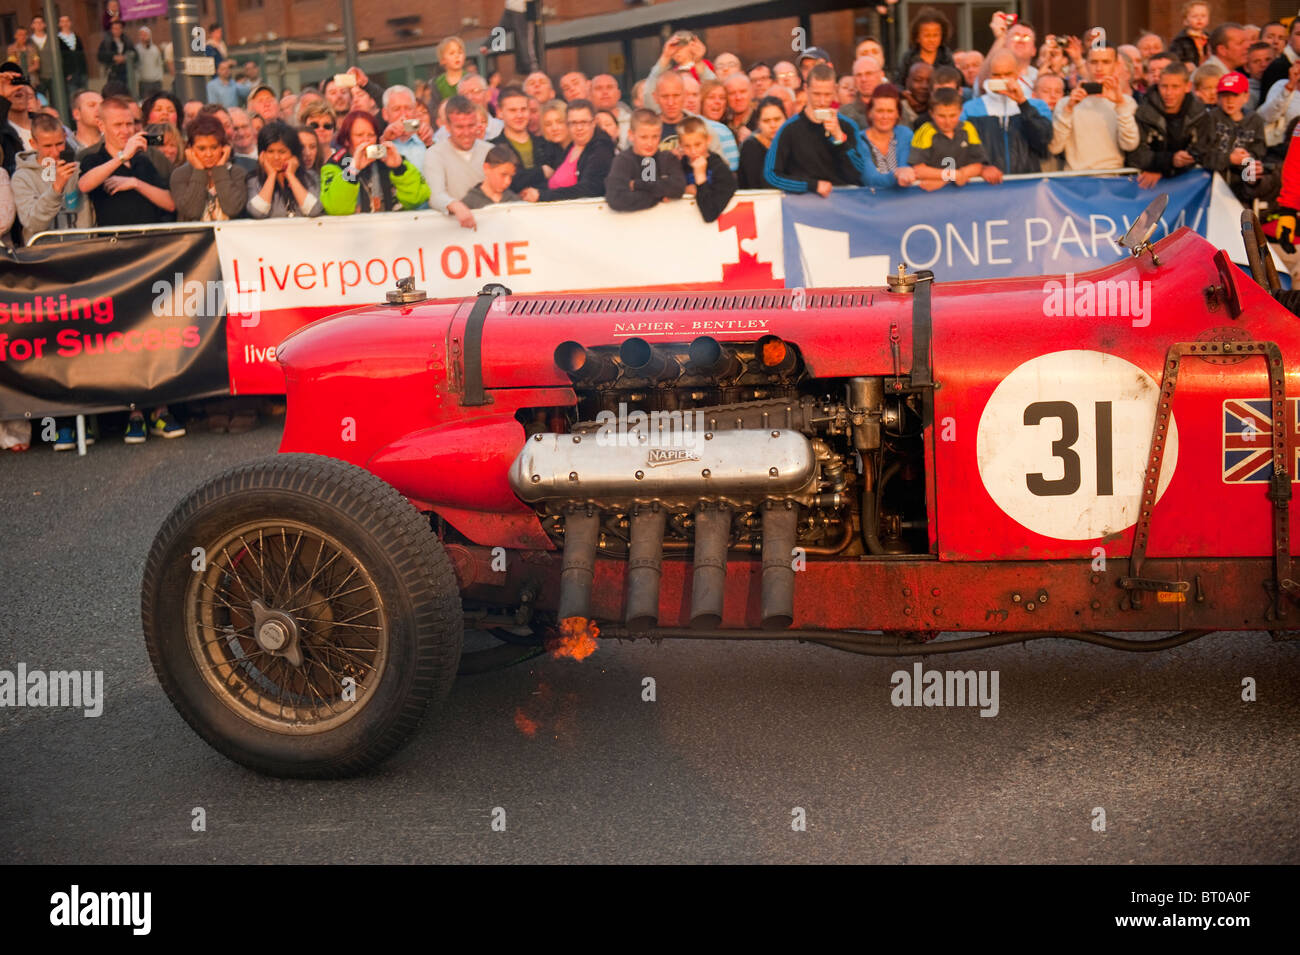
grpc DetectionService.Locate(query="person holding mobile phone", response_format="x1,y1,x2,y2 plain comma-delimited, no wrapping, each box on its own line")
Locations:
764,64,866,195
1048,44,1139,170
79,95,175,224
11,112,94,237
960,50,1053,175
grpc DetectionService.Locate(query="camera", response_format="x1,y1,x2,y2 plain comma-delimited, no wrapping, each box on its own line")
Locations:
1053,35,1071,47
812,108,836,122
1081,81,1103,94
402,118,420,133
985,78,1009,93
333,72,356,89
365,143,387,160
144,132,165,146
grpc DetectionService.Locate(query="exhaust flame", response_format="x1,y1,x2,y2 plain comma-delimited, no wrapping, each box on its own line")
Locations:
513,708,539,737
548,617,600,661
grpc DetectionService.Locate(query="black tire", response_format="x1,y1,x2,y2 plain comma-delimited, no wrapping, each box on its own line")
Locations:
141,453,462,778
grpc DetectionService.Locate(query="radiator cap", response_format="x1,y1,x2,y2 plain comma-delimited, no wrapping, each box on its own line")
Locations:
885,263,918,294
386,274,427,305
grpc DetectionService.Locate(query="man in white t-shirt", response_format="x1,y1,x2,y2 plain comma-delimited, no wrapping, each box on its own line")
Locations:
1049,45,1139,170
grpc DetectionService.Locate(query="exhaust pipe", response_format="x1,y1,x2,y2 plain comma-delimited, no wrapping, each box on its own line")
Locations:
619,337,680,382
691,503,731,628
756,334,799,376
687,336,741,379
625,504,666,630
761,501,798,630
558,506,600,620
555,341,617,384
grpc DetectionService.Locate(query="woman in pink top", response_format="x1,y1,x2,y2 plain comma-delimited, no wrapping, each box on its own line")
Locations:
520,99,616,201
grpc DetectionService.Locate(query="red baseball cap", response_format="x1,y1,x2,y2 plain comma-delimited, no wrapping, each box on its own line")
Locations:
1216,72,1248,95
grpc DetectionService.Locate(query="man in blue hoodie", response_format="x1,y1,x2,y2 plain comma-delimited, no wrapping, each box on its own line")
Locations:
959,50,1052,175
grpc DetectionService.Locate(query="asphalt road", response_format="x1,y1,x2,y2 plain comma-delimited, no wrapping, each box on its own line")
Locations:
2,419,1298,864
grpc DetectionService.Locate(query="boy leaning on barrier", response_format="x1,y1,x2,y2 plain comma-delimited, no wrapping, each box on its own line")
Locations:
462,145,522,209
677,115,736,222
604,109,686,211
909,87,1001,190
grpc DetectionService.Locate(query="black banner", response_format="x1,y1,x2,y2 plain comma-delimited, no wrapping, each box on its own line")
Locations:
0,228,229,417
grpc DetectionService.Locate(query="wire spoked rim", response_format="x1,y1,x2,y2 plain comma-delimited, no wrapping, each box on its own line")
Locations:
184,520,389,734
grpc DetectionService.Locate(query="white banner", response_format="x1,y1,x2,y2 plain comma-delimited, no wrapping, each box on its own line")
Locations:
212,192,787,312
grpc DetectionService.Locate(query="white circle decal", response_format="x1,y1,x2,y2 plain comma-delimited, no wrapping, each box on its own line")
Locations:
976,350,1178,541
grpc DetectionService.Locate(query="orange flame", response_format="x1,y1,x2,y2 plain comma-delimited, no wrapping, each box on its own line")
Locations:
761,339,787,367
547,617,600,661
513,708,539,737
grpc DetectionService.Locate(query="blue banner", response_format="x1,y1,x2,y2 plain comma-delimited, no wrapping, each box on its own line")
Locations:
781,171,1213,286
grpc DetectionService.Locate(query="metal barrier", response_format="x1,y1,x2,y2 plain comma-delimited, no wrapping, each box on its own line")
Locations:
25,169,1144,248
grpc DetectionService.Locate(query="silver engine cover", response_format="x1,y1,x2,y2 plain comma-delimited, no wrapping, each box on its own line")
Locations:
509,429,818,508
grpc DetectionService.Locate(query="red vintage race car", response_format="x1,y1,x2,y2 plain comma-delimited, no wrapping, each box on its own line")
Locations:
141,198,1300,777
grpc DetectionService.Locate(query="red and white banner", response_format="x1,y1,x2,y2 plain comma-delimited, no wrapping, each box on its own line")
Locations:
213,195,786,393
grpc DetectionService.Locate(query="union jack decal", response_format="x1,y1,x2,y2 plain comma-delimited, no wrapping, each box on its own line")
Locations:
1222,398,1300,484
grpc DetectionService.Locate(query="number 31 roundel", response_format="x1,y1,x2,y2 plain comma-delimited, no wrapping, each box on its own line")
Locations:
975,350,1178,541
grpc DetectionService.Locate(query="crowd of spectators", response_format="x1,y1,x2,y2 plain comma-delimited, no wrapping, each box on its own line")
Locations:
5,3,1294,247
3,2,1300,449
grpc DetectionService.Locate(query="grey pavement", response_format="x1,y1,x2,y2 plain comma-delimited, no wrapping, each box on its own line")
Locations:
1,420,1297,863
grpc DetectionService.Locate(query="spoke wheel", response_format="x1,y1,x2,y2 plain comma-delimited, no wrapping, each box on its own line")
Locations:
143,454,462,778
188,521,389,733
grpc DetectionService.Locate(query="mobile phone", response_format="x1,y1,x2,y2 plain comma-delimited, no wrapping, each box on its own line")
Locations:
402,118,420,132
59,146,77,163
333,72,356,89
813,108,835,122
365,143,387,160
985,78,1008,93
1081,81,1103,94
144,132,165,146
997,12,1018,26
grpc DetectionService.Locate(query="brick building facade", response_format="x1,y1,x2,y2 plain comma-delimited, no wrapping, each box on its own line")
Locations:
5,1,1300,90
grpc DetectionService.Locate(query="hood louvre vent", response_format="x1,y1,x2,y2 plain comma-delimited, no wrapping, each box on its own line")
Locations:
507,290,872,315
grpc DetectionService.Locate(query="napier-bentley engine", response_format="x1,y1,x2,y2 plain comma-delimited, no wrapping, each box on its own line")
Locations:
508,335,928,630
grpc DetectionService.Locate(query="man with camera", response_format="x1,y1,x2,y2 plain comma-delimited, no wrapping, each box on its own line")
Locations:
11,112,94,238
1049,45,1139,170
380,85,435,169
78,96,175,225
644,31,717,109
